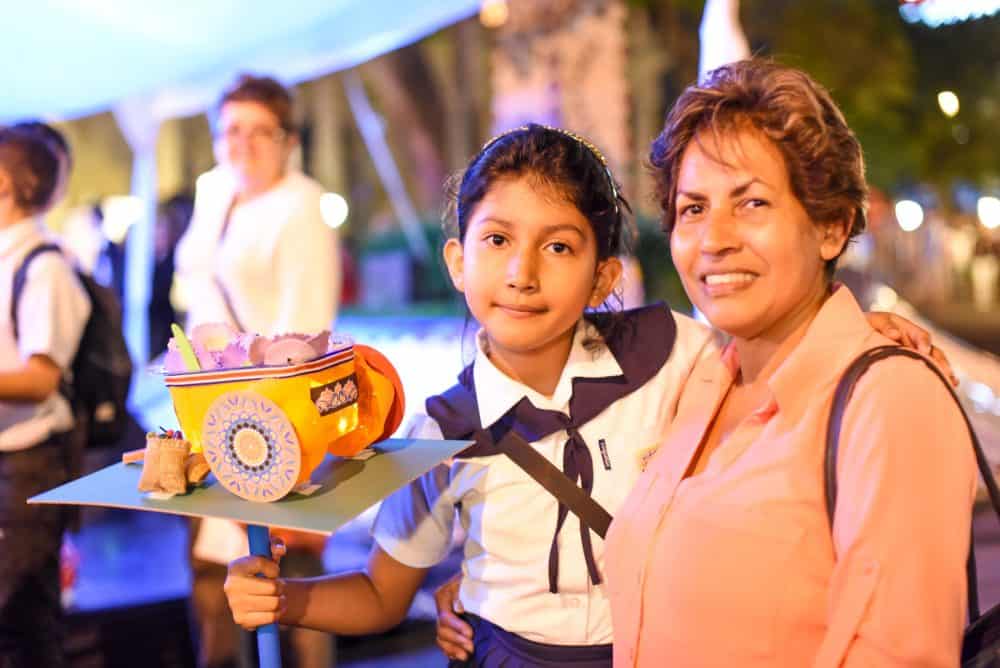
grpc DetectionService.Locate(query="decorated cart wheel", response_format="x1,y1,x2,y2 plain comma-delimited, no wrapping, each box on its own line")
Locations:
202,391,302,502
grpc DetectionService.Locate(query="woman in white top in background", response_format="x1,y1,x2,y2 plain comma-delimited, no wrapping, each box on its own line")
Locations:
175,74,340,336
174,74,340,668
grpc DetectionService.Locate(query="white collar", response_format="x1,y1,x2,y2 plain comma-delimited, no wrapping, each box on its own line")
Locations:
471,318,624,428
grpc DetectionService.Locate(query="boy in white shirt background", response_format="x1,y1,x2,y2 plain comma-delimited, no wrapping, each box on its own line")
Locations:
0,125,90,667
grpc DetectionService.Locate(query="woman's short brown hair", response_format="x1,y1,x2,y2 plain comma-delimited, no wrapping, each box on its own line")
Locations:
0,127,60,213
216,74,295,133
650,59,867,270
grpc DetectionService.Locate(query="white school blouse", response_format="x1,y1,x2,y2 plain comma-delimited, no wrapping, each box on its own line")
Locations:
174,167,341,336
0,219,90,451
372,314,714,645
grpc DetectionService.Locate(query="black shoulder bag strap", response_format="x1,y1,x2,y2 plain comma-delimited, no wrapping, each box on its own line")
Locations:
11,243,63,340
496,430,612,539
433,382,612,539
824,344,1000,626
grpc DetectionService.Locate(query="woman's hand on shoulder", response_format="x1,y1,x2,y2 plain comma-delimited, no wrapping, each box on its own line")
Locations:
434,574,474,662
223,538,287,630
863,311,957,385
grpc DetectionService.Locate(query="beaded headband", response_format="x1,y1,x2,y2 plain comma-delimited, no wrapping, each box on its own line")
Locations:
478,124,620,213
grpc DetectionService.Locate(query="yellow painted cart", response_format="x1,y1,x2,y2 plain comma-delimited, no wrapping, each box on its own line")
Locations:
164,342,404,502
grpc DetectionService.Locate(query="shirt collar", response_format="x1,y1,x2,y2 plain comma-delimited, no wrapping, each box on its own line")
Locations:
0,217,44,259
766,285,875,412
715,341,780,423
722,285,875,419
472,318,624,428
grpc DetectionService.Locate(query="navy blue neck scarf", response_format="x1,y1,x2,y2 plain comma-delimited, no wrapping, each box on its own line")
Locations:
426,304,677,593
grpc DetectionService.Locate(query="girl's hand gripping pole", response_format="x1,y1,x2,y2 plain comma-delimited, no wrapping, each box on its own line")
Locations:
247,524,282,668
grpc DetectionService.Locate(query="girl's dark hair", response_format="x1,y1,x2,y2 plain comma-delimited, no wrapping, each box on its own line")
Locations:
451,123,630,260
448,123,633,347
0,127,60,213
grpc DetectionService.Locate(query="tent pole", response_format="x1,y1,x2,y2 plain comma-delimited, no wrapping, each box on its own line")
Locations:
342,71,431,262
114,99,159,369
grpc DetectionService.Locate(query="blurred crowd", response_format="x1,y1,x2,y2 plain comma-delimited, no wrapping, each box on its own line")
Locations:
844,188,1000,313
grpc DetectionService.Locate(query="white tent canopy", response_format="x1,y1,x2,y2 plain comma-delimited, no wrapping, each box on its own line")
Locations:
1,0,480,123
2,1,482,373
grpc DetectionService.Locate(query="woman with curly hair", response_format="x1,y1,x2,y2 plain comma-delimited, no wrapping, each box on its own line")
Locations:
605,59,976,667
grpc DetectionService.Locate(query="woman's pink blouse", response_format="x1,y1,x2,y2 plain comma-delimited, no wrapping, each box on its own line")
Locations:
605,288,978,667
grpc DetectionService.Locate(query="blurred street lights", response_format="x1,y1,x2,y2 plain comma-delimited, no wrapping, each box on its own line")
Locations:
480,0,508,28
978,196,1000,230
320,193,350,229
938,90,960,117
895,199,925,232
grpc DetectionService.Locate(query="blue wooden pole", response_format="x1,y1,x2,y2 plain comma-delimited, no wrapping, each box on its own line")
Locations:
247,524,282,668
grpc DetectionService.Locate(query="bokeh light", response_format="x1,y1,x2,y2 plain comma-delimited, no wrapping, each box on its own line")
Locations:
895,199,924,232
479,0,508,28
938,90,960,117
101,195,144,243
978,196,1000,230
320,192,350,229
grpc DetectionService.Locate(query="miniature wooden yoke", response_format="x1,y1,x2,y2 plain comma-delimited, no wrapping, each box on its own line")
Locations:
165,342,405,502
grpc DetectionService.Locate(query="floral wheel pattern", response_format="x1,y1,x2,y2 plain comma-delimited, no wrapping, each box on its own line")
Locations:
202,391,301,502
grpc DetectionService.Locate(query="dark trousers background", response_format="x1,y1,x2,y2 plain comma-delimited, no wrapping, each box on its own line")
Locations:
0,433,72,668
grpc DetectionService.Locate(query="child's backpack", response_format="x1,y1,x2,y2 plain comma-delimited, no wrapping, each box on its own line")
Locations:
12,243,133,448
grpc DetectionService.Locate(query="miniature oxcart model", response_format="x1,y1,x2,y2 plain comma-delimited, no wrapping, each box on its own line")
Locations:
165,340,405,501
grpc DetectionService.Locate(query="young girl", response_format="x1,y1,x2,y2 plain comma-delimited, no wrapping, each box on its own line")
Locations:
224,124,942,667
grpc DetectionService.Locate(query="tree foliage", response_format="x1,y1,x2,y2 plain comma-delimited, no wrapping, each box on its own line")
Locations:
631,0,999,196
743,0,917,189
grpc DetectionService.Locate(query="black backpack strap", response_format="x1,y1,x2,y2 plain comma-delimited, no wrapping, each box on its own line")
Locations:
11,243,63,340
824,344,996,623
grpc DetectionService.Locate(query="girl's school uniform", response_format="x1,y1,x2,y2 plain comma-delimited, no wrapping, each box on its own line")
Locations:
372,304,715,665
